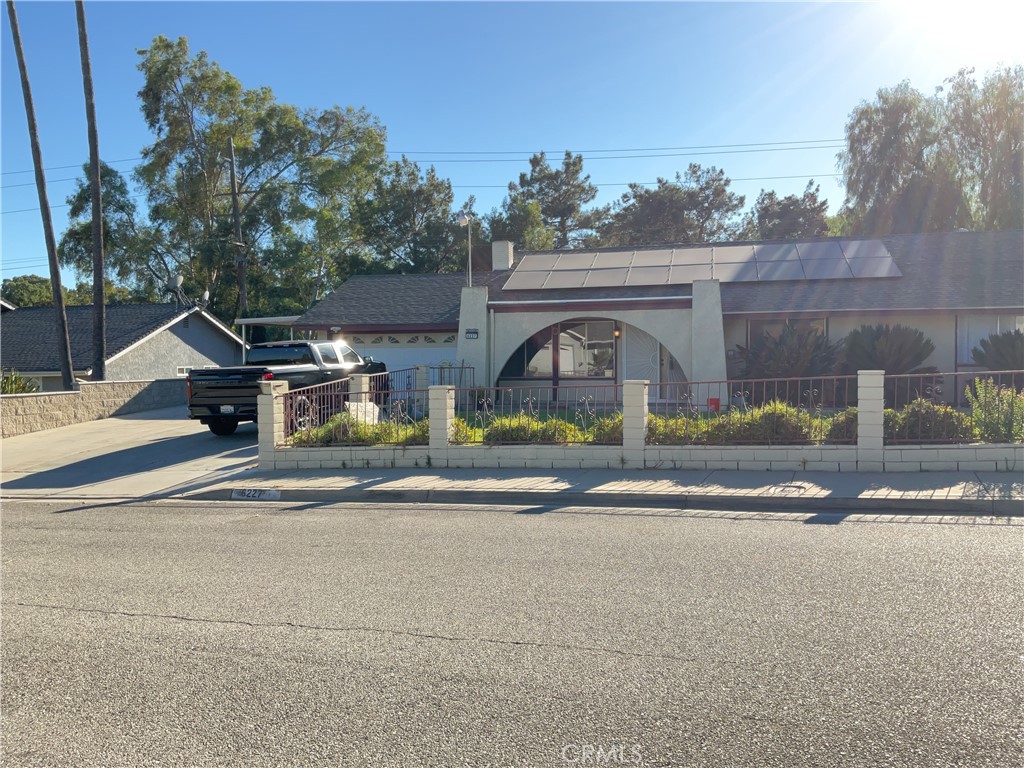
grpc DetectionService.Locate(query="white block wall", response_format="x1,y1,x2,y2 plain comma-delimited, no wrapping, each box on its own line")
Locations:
256,375,1023,473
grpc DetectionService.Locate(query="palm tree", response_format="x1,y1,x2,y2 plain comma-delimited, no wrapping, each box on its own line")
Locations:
75,0,105,379
6,0,75,390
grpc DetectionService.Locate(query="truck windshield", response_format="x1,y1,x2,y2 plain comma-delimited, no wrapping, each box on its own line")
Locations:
245,345,315,366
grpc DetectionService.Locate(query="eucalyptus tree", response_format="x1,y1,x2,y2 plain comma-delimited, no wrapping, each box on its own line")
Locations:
134,35,386,318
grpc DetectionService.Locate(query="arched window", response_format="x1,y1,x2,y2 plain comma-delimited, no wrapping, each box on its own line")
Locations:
499,320,616,381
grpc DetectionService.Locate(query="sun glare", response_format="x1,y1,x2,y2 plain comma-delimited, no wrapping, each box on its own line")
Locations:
882,0,1024,73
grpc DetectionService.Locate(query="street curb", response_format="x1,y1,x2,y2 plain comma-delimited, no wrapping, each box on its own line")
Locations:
182,486,1023,516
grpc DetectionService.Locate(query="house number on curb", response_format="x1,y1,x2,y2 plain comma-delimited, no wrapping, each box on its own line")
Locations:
230,489,282,501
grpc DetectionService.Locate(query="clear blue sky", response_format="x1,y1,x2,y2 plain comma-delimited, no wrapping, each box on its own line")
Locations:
2,1,1021,283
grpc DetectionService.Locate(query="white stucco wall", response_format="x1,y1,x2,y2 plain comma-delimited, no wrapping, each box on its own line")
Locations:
826,313,956,372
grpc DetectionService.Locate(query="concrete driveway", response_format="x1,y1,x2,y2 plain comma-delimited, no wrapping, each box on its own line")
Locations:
0,406,257,501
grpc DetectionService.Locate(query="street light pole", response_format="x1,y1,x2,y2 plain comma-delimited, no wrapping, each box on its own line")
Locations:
459,214,473,288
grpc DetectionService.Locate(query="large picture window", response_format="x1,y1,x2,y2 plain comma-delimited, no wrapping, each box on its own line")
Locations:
957,314,1024,365
501,320,617,380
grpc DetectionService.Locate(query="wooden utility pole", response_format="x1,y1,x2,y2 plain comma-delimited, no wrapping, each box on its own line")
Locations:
228,137,247,315
76,0,105,379
7,0,75,391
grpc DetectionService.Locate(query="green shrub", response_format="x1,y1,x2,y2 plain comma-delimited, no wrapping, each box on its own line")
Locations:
735,402,812,444
890,399,972,444
647,413,714,445
483,414,541,443
482,414,585,444
449,416,476,444
825,408,858,444
972,330,1024,371
591,412,623,444
1,369,38,394
290,412,429,446
965,378,1024,443
536,418,585,443
737,322,842,382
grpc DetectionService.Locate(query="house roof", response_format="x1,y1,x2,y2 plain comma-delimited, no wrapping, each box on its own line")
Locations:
719,230,1024,315
0,303,241,374
0,298,16,312
293,230,1024,330
294,271,511,331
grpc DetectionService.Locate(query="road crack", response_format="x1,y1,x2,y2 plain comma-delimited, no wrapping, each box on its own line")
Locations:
7,600,717,666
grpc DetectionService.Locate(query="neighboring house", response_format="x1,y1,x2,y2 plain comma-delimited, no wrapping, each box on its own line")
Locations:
0,298,16,313
293,230,1024,400
0,303,244,392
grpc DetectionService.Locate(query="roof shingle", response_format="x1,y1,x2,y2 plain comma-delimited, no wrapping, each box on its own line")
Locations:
1,303,186,373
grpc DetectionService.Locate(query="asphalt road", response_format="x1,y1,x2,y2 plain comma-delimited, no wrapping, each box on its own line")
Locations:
2,500,1021,767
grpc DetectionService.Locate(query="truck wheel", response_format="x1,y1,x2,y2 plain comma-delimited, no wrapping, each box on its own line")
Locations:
208,417,239,436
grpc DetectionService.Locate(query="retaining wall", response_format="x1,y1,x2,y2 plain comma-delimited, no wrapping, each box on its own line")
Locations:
1,379,187,438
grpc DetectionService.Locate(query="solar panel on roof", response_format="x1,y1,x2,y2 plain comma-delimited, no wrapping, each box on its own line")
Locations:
713,245,755,264
757,260,805,281
713,261,759,282
754,243,800,262
838,240,884,260
544,270,593,289
630,250,674,267
625,266,671,286
802,259,854,280
555,252,597,270
668,264,714,283
516,253,560,271
502,270,551,290
585,267,631,287
501,239,900,291
593,251,636,269
671,247,715,265
797,242,844,260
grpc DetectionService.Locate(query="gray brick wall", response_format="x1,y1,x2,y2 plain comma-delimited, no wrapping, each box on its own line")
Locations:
1,379,187,438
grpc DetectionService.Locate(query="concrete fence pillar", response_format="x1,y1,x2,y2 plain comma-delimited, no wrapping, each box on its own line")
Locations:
857,370,885,472
350,373,370,404
258,380,289,469
428,385,454,462
622,380,649,467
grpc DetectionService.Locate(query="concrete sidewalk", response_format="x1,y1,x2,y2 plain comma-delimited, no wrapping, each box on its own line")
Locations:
183,465,1024,515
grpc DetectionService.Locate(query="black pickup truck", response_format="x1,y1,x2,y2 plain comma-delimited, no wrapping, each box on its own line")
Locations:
187,340,385,435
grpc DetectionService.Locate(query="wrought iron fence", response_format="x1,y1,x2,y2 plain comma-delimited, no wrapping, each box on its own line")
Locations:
369,367,417,393
287,385,429,446
431,365,474,387
648,375,858,445
282,378,351,440
450,383,622,445
884,370,1024,444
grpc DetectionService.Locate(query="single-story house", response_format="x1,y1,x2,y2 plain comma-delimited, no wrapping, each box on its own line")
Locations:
293,230,1024,399
0,302,244,391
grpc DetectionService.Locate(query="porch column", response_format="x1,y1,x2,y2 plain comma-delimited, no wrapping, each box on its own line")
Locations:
690,279,727,383
455,285,489,387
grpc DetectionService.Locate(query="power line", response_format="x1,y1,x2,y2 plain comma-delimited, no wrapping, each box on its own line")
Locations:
390,139,845,155
0,171,844,216
0,138,845,176
0,156,143,176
